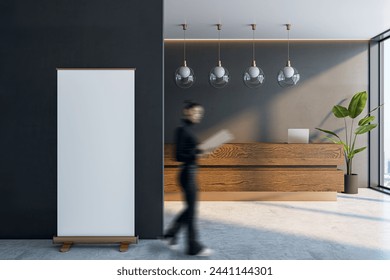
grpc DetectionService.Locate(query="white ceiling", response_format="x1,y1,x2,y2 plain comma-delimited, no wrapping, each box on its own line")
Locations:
164,0,390,40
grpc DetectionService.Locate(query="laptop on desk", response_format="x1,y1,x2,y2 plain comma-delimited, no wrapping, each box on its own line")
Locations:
288,129,309,143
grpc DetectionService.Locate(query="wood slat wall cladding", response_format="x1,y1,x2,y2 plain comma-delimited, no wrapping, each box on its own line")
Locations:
164,143,344,200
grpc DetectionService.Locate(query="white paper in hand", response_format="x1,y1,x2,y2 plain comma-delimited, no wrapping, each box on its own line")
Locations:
198,129,234,152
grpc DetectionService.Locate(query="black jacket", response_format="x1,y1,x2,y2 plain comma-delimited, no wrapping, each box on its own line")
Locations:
175,119,201,165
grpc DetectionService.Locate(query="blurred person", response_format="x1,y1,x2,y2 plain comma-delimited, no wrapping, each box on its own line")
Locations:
162,101,213,256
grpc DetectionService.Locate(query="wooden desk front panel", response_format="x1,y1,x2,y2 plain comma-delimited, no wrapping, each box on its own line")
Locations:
165,143,344,166
164,143,344,195
165,168,344,192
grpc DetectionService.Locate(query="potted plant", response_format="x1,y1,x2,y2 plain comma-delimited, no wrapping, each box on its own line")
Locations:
316,91,380,194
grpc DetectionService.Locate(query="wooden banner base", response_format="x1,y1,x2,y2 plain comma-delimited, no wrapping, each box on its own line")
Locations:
53,236,138,253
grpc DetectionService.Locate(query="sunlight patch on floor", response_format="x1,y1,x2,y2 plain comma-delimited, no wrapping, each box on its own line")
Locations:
164,189,390,252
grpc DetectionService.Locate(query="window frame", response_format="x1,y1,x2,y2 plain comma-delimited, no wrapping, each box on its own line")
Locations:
370,29,390,194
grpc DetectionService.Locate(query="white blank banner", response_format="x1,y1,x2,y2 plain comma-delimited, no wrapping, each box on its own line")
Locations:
57,69,135,236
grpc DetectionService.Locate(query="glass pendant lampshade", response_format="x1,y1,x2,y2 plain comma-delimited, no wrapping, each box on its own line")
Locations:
243,24,265,88
277,60,300,87
244,62,265,88
175,24,195,88
277,24,300,87
209,24,229,88
209,60,230,88
175,60,195,88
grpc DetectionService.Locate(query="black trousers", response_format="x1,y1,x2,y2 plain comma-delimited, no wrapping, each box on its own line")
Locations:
166,164,202,254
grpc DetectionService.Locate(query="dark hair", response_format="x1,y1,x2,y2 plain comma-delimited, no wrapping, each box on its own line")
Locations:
183,100,201,110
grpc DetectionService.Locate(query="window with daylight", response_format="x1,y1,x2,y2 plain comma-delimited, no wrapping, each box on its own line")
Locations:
383,39,390,187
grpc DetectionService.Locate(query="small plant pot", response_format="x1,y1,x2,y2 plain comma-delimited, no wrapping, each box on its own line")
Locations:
344,174,358,194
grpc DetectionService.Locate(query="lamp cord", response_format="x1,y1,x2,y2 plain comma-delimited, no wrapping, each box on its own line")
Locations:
252,27,255,62
183,26,186,63
287,27,290,61
218,27,221,62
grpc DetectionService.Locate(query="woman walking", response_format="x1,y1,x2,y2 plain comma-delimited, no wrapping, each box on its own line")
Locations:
163,101,213,256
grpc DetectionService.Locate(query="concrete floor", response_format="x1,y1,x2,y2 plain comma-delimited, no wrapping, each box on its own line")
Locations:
1,188,390,260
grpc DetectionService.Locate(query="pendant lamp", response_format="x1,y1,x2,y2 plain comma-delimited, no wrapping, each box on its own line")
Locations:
209,24,230,88
175,24,195,88
277,24,300,87
243,24,265,88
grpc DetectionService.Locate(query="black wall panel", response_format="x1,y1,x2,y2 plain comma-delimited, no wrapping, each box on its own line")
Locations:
0,0,163,238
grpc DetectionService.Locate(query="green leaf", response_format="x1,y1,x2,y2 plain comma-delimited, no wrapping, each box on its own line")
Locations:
321,136,348,154
324,136,340,144
352,147,367,155
355,123,377,134
358,115,375,126
316,128,341,140
358,104,383,121
368,104,383,114
348,91,367,118
332,105,349,118
348,147,367,160
335,140,349,154
343,143,350,154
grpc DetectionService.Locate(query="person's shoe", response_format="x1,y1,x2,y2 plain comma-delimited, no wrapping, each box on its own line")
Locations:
196,247,214,256
188,247,214,257
160,235,179,251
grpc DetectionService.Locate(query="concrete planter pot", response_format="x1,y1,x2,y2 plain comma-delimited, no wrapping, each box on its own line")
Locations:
344,174,358,194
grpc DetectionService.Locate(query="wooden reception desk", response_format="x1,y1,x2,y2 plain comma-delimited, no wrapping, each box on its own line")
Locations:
164,143,344,201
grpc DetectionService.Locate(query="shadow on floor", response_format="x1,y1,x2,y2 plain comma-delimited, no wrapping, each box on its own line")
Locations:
247,201,390,223
337,193,390,203
1,208,389,260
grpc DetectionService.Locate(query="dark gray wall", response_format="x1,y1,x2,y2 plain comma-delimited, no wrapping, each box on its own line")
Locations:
165,41,369,187
0,0,163,238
